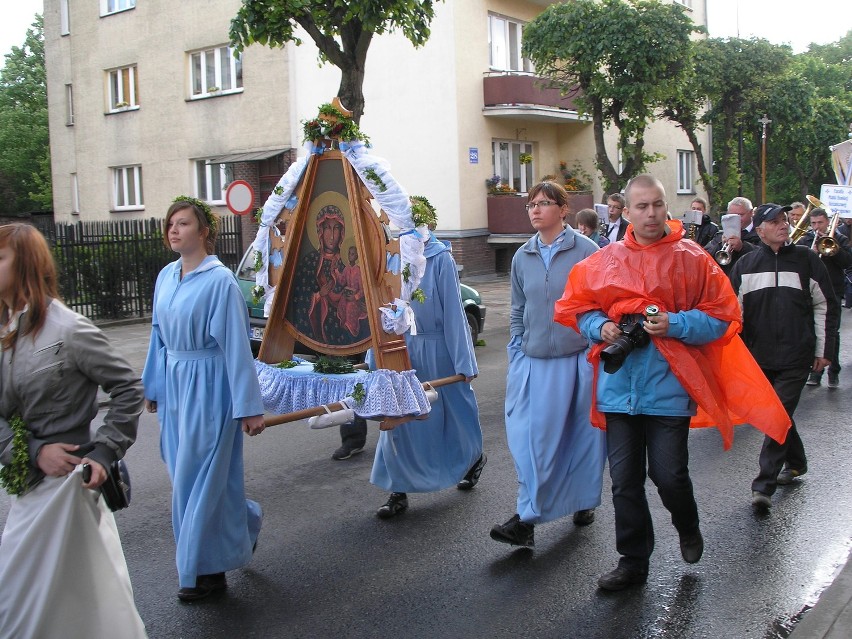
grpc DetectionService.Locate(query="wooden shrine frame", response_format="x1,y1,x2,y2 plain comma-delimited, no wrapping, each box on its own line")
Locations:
258,115,411,372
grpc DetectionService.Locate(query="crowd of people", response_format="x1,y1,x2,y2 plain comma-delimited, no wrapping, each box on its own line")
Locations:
0,175,847,634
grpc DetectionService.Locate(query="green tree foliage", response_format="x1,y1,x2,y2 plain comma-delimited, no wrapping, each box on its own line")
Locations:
708,34,852,206
522,0,699,195
0,15,51,213
761,58,852,204
695,38,792,206
230,0,441,123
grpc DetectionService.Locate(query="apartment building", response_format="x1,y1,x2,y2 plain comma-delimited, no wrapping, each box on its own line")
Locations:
43,0,710,274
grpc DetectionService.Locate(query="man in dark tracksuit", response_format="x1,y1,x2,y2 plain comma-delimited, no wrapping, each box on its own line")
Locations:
730,203,840,510
796,208,852,388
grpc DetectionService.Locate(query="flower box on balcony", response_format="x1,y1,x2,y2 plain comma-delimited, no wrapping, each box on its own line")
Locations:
487,192,595,234
487,195,533,234
563,191,594,229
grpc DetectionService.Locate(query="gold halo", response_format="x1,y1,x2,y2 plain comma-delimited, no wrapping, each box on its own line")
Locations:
302,190,356,259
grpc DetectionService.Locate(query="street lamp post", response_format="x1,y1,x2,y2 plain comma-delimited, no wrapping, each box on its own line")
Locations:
759,114,771,204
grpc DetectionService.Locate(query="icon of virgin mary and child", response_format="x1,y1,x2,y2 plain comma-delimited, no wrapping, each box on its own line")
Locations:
290,204,369,345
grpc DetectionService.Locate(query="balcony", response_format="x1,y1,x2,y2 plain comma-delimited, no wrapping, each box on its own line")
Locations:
483,72,584,122
486,191,594,237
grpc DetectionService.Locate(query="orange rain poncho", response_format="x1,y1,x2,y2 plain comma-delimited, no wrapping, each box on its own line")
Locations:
553,219,790,450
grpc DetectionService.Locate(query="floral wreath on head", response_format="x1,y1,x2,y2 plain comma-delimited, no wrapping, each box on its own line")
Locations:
172,195,218,234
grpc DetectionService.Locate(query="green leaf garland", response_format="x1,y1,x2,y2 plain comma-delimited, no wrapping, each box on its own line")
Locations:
0,415,31,496
313,356,356,375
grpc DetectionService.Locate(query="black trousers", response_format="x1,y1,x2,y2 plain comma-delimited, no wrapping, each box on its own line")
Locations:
605,413,698,569
751,367,810,496
339,417,368,448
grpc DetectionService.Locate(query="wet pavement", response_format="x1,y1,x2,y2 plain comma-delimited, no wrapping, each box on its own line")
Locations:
3,273,852,638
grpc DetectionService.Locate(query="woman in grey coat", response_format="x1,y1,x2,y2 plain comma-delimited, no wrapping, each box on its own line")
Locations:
0,223,146,638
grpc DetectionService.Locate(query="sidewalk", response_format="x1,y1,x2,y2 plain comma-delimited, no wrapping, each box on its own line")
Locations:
788,555,852,638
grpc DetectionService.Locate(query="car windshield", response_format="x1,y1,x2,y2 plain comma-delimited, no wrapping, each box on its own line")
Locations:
236,250,258,281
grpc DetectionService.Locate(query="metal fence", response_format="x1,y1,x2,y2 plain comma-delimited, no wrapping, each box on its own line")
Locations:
49,216,244,321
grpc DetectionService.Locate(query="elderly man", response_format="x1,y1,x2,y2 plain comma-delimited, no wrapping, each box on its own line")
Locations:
788,201,806,229
705,196,759,273
605,193,628,243
797,207,852,388
554,175,790,590
730,204,839,508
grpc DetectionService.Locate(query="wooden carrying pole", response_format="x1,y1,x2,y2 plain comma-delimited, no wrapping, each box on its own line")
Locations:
263,374,465,427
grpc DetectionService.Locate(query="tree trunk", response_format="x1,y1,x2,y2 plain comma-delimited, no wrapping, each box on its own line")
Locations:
683,125,717,210
591,98,619,195
337,65,366,124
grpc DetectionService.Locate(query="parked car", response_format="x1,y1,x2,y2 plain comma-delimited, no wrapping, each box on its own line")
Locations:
234,248,486,354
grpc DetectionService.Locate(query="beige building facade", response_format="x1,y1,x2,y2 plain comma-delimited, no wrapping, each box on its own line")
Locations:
43,0,710,274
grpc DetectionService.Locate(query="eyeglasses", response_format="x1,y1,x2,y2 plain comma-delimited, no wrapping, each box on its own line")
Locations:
525,200,557,211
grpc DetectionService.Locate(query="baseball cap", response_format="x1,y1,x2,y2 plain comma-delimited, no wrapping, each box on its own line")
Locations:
752,203,792,226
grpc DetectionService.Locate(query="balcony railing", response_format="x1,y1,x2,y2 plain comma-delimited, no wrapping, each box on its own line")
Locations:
483,72,580,112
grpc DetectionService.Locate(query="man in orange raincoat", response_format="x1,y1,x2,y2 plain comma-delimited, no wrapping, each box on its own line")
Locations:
554,175,790,591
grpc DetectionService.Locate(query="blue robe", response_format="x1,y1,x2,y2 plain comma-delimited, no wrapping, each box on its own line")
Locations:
142,256,264,588
370,239,483,493
505,349,605,523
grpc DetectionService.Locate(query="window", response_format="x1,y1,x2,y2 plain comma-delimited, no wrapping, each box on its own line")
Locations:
492,140,534,194
100,0,136,16
65,84,74,125
677,150,694,193
107,65,138,111
195,160,228,204
112,165,143,210
60,0,70,34
71,173,80,214
489,14,533,73
674,0,693,8
190,46,243,98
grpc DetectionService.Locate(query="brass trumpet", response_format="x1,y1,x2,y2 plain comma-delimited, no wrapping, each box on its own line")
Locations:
714,241,733,266
807,195,841,257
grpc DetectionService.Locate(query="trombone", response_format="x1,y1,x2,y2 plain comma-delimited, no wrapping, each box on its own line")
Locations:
806,195,841,257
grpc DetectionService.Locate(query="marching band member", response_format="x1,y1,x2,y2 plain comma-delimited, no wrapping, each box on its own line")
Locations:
796,207,852,387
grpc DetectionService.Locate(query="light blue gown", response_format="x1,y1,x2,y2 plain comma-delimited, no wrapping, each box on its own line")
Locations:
506,233,606,524
142,256,264,588
506,347,604,523
370,239,483,493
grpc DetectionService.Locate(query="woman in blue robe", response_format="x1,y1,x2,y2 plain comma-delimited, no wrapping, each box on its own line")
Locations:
371,234,486,518
142,197,266,601
490,181,607,549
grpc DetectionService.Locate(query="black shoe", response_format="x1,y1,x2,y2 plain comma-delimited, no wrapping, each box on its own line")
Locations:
751,490,772,509
597,564,648,591
332,444,365,460
377,492,408,519
806,372,821,386
177,573,227,602
777,466,807,485
679,529,704,564
572,509,595,526
490,514,535,548
828,373,839,389
457,454,487,490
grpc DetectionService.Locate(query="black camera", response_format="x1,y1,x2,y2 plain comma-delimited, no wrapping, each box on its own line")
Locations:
600,321,650,374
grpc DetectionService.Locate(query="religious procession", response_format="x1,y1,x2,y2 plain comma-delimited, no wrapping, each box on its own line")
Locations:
1,89,852,637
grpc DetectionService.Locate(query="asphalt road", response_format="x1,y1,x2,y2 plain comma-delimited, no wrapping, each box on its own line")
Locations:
3,274,852,639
